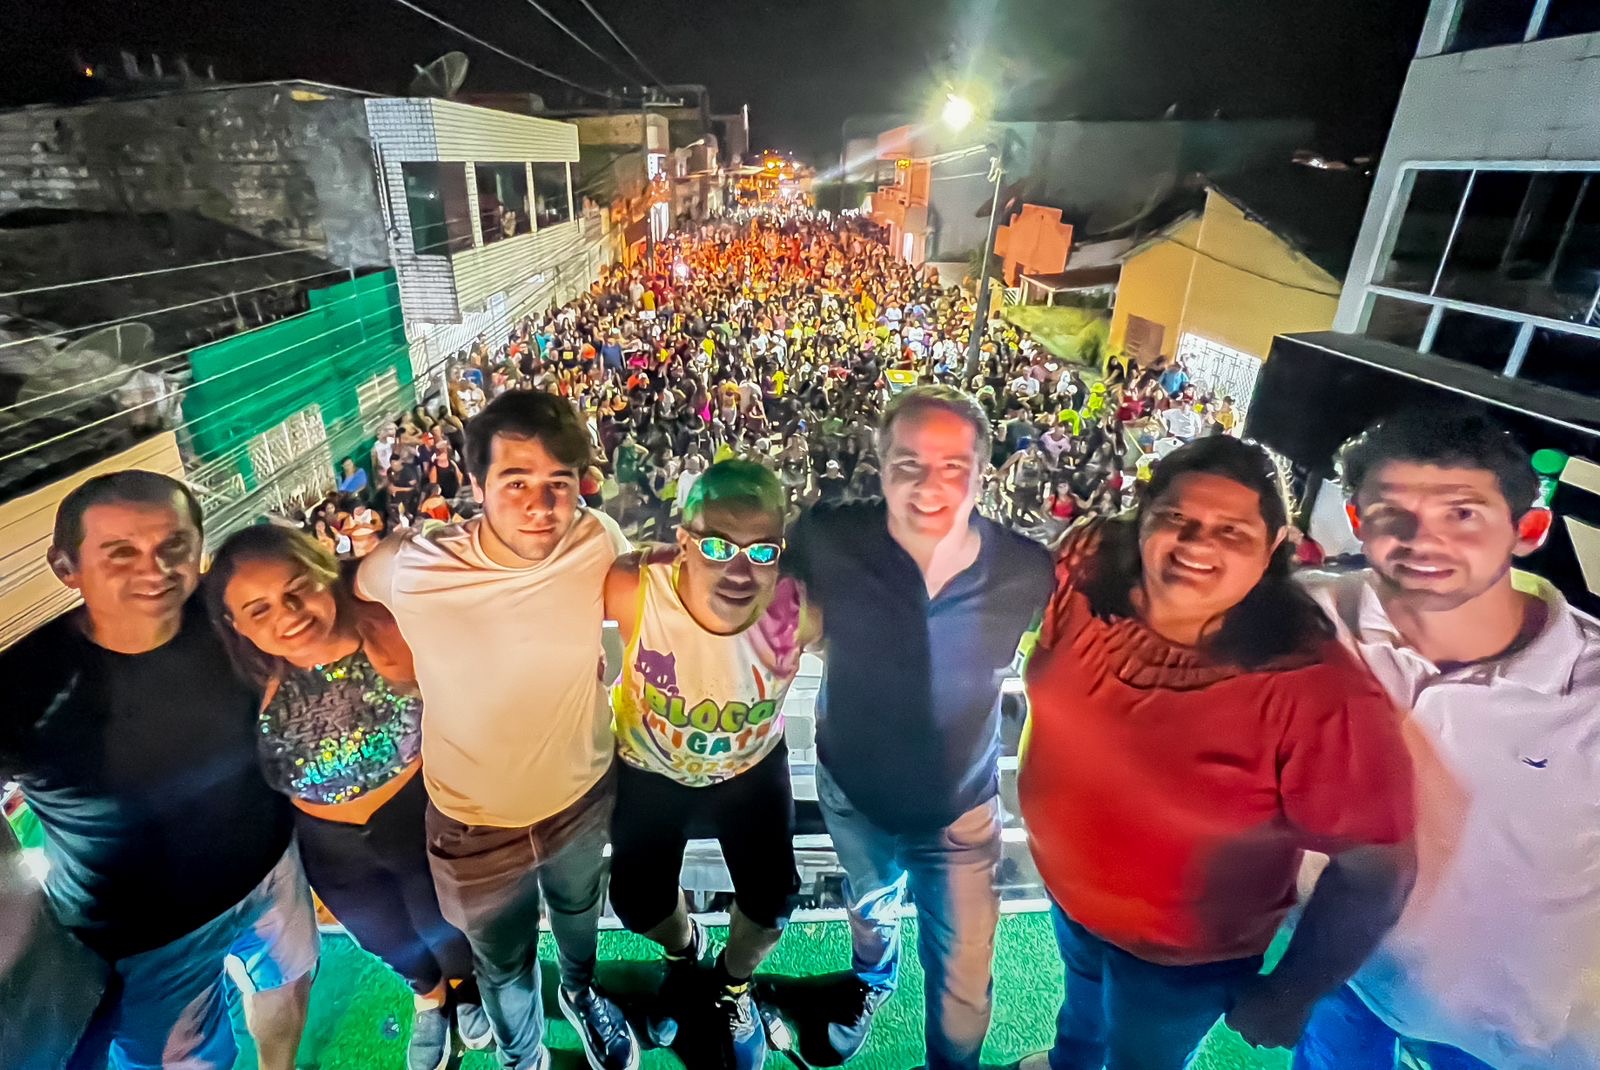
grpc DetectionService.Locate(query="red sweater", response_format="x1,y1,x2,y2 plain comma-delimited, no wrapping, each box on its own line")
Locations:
1020,574,1412,966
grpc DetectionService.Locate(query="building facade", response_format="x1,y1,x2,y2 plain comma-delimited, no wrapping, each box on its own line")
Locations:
1336,0,1600,396
1254,0,1600,600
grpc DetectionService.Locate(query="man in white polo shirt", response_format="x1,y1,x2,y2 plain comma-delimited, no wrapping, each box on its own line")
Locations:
359,390,639,1070
1294,411,1600,1070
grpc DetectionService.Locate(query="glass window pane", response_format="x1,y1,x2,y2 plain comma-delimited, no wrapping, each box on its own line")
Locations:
1427,309,1520,373
1379,171,1471,292
1541,0,1600,40
1448,0,1538,51
531,163,572,229
1438,171,1600,322
1519,327,1600,398
475,163,530,245
403,162,472,256
1365,295,1434,348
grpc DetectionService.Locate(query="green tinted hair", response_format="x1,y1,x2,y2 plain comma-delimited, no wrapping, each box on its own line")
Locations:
681,459,785,527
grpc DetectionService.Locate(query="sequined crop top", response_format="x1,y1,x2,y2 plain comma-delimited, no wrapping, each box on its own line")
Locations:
259,647,422,806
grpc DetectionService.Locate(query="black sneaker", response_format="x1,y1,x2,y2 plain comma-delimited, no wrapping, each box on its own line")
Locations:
825,978,892,1062
646,919,711,1047
558,985,640,1070
715,980,767,1070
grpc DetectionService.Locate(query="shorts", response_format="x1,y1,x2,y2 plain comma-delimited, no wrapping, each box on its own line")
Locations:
70,845,320,1070
609,743,799,933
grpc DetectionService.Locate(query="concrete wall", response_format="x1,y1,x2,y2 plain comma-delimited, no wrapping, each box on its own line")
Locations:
1336,27,1600,328
1111,193,1342,364
1180,191,1342,359
0,432,184,650
0,86,389,269
926,118,1313,260
367,98,582,326
571,113,669,152
1111,218,1202,362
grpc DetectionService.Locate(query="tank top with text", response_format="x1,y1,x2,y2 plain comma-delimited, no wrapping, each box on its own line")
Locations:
612,563,803,787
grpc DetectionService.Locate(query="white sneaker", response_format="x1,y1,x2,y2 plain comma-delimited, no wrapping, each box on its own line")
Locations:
1014,1053,1052,1070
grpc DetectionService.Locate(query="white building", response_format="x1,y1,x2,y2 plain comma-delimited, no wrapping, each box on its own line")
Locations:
365,99,615,383
1256,0,1600,608
1336,0,1600,388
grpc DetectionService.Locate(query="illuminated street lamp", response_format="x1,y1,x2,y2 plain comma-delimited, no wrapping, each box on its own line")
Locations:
942,92,1005,377
942,93,975,132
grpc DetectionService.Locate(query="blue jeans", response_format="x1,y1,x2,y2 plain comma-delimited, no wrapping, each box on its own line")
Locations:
816,765,1002,1070
1047,906,1262,1070
1293,984,1493,1070
67,846,320,1070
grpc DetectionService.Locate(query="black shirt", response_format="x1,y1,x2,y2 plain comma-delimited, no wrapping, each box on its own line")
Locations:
0,597,293,960
786,500,1052,833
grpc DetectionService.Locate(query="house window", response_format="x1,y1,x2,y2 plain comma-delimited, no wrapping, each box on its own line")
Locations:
1175,333,1260,425
531,162,572,228
1542,0,1600,39
475,163,531,244
1446,0,1540,51
1446,0,1600,51
1364,166,1600,396
403,163,473,256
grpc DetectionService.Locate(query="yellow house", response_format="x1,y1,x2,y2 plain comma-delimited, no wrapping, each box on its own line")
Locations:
1109,166,1369,409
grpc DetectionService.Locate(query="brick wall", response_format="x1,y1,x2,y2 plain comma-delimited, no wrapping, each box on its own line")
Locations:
0,85,389,269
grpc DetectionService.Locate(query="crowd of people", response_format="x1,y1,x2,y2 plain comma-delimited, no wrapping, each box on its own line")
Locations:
296,212,1243,560
4,212,1599,1070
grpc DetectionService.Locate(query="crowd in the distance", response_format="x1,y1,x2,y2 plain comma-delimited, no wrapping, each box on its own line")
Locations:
294,211,1245,560
6,212,1598,1070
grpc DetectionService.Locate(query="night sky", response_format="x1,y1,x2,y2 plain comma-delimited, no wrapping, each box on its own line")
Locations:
1,0,1431,162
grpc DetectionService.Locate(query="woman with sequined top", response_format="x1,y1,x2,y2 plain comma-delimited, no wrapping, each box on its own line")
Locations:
207,525,489,1066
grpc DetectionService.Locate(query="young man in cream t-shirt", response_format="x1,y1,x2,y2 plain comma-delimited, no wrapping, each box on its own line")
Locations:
359,390,639,1070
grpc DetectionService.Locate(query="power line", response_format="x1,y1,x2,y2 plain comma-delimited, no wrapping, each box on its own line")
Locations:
384,0,613,100
573,0,667,90
0,274,404,421
0,265,350,355
517,0,637,86
0,248,308,301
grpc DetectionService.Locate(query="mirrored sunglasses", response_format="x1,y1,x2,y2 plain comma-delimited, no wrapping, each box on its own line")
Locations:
694,535,782,566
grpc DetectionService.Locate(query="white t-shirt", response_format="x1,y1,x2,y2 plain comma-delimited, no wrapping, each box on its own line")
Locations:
357,509,629,828
1306,570,1600,1069
1160,405,1202,440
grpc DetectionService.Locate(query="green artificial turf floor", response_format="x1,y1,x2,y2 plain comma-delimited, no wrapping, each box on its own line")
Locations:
231,914,1288,1070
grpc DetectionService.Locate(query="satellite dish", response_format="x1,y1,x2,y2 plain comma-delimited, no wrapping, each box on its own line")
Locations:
410,52,470,99
6,322,156,418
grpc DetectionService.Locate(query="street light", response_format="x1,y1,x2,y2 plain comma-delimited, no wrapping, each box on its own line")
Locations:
942,93,975,132
941,95,1005,378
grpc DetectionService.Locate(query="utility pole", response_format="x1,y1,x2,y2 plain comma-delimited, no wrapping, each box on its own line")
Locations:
641,92,655,271
966,143,1005,379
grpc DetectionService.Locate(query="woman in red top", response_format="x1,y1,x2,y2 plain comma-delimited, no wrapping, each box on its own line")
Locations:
1018,436,1414,1070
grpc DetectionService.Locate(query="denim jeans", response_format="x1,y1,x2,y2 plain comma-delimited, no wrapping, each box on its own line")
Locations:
816,764,1002,1070
67,846,320,1070
1047,906,1262,1070
1293,984,1494,1070
425,774,613,1070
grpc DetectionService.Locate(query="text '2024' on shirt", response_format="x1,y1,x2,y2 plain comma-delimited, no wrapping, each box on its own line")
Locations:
785,499,1052,835
0,596,293,960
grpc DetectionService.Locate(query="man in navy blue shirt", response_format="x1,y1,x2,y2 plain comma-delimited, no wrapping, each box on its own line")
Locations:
787,386,1052,1070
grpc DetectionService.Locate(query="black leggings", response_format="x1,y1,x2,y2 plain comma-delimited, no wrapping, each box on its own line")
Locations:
296,773,474,997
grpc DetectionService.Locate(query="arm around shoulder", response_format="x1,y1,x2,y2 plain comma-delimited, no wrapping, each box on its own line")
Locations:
604,552,646,648
353,530,407,605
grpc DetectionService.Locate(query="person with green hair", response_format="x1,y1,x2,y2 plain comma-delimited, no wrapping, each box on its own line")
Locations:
603,459,819,1069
